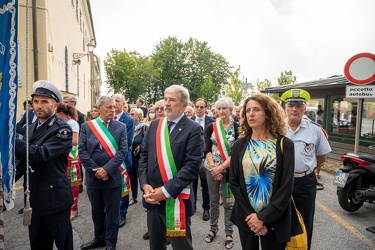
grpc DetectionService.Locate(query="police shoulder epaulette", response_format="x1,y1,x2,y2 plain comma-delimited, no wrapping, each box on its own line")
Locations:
308,120,321,127
48,117,56,127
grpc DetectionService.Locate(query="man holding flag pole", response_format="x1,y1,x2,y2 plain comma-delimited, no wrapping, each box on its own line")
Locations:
139,85,204,250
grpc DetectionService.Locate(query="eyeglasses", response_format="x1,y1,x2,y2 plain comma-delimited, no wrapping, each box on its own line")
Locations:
155,107,164,111
195,106,206,109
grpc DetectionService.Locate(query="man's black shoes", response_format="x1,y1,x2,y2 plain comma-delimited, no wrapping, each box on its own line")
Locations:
202,210,210,221
80,240,106,249
119,216,126,228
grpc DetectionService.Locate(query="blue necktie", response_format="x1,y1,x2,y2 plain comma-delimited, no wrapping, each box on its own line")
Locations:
168,121,175,133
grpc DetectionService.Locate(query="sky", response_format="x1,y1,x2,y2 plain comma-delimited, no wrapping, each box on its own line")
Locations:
90,0,375,92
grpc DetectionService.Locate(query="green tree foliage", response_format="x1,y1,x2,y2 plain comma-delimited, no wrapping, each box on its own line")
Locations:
200,75,218,104
104,37,231,105
278,70,297,86
104,49,136,96
152,37,230,101
129,52,158,104
152,37,185,101
224,66,247,105
256,78,272,91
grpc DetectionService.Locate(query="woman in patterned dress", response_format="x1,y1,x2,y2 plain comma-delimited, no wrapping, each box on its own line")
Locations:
229,93,295,249
204,97,239,249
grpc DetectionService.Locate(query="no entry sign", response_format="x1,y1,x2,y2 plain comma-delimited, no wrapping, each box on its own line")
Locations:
344,52,375,85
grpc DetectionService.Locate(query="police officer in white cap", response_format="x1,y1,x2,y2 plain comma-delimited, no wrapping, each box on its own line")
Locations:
281,89,331,250
15,80,74,250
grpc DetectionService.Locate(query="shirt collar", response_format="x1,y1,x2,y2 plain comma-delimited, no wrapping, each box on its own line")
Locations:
169,113,185,124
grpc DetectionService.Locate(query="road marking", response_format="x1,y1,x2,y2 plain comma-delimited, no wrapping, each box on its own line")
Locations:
316,200,375,250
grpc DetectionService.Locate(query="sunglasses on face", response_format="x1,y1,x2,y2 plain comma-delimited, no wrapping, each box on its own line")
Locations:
155,107,164,111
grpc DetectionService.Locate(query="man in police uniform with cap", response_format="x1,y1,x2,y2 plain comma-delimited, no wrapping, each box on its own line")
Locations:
15,80,74,250
281,89,331,250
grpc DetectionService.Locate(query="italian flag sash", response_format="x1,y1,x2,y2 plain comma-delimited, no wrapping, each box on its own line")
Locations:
213,120,234,201
156,117,190,237
67,145,82,187
87,118,131,197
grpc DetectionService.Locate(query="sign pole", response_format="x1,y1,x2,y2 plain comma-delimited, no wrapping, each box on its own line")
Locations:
354,98,363,154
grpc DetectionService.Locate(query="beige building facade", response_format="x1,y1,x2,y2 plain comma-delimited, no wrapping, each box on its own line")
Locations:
17,0,101,120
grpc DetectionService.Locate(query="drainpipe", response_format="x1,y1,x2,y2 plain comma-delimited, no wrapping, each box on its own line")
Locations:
32,0,39,81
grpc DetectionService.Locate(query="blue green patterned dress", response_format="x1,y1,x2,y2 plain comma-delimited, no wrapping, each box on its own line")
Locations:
242,138,277,212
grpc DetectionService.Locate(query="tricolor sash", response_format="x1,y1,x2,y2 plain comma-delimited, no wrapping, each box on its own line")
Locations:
213,120,234,202
87,118,131,197
67,145,82,186
156,117,190,237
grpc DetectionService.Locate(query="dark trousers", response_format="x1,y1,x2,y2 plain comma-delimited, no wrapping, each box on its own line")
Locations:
238,228,285,250
87,186,122,247
193,173,210,211
147,208,193,250
29,208,73,250
120,194,129,216
292,172,317,250
127,162,139,200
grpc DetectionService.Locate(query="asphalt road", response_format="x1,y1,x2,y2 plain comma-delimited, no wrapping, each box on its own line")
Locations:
4,171,375,249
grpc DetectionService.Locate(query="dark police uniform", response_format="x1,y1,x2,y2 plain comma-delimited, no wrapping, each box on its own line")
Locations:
15,80,74,250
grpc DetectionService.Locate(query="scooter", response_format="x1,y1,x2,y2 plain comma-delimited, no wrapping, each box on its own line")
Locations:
333,146,375,212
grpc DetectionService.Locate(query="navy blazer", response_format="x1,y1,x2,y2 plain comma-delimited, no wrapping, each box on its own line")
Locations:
79,119,128,189
16,109,36,135
138,115,204,216
118,112,135,167
191,115,215,131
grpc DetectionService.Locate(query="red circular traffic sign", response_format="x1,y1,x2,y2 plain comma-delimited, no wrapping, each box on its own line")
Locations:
344,52,375,85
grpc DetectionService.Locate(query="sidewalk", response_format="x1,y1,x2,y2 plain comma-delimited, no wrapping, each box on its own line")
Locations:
4,180,240,249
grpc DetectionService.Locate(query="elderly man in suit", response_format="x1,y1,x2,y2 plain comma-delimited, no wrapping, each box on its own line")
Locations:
139,85,204,250
15,80,74,250
191,98,215,221
79,96,128,250
112,93,135,228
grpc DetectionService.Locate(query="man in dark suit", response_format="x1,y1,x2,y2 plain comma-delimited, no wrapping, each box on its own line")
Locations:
112,93,135,228
79,96,128,250
191,98,215,221
139,85,204,250
16,108,36,138
15,80,74,250
136,97,148,118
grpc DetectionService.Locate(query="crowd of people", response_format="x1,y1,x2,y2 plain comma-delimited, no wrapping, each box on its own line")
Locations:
15,81,331,250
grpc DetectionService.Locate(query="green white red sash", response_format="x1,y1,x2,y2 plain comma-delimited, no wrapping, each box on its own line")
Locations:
213,119,234,201
67,145,82,187
156,117,190,237
87,118,131,197
213,120,231,161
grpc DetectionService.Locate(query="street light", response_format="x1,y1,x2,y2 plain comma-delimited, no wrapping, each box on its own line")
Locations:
72,39,96,60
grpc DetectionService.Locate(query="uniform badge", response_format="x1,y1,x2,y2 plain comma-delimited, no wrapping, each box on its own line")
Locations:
305,143,311,153
57,128,71,139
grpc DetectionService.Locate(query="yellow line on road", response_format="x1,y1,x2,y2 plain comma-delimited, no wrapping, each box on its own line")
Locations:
316,200,375,250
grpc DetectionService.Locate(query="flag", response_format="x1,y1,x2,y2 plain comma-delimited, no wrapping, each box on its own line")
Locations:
0,0,18,211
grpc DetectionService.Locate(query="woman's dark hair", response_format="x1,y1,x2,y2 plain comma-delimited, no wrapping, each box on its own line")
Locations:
239,93,286,138
56,103,78,121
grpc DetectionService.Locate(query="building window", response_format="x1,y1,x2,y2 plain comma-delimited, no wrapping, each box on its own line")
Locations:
65,46,69,92
76,0,78,20
80,10,82,31
330,97,375,142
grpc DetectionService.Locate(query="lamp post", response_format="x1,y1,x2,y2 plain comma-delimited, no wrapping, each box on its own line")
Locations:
72,39,96,104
